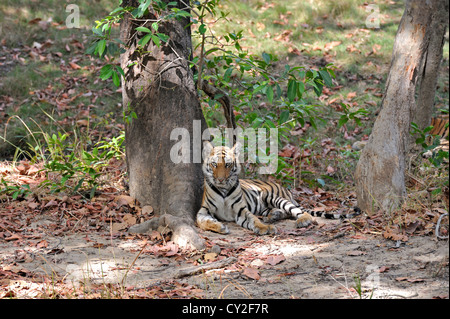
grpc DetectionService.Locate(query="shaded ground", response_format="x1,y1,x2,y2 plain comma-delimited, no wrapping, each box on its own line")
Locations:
1,206,448,299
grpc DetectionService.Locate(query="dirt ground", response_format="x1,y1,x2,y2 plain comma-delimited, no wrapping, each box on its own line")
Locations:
0,212,448,299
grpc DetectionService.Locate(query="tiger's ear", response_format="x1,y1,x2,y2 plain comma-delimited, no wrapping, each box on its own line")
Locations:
202,140,214,160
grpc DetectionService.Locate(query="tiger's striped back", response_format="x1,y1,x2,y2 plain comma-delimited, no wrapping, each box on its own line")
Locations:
424,116,449,158
430,116,449,138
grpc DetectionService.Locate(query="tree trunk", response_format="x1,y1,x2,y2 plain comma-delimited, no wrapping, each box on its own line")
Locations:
355,0,448,214
120,1,207,249
413,1,449,131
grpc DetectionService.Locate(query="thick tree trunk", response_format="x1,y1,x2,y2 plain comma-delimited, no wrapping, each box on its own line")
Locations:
355,0,448,214
120,1,207,249
413,1,449,131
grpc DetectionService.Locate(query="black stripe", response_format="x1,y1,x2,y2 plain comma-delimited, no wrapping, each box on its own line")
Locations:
231,194,242,209
237,206,246,218
226,181,239,197
207,182,223,197
237,206,247,226
206,196,217,209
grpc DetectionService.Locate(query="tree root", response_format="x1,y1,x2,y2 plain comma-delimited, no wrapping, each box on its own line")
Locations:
128,213,206,250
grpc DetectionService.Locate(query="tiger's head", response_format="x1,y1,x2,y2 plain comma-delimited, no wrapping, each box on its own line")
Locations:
202,141,241,188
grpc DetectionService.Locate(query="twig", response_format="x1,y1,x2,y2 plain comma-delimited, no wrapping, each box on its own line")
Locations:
218,278,252,299
121,240,148,286
174,257,237,278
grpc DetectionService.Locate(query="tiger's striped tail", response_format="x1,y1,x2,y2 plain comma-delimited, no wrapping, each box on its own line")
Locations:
308,207,362,219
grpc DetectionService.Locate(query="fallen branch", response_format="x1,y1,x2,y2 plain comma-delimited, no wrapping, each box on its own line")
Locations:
174,257,237,278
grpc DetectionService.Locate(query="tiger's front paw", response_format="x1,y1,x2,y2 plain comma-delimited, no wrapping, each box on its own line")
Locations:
198,219,230,234
295,212,315,228
254,222,277,235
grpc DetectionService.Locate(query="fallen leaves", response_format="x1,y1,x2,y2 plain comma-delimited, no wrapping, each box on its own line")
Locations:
395,277,425,283
266,254,286,266
243,267,261,280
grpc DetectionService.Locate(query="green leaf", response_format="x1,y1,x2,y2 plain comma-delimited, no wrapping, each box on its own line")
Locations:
266,85,274,103
431,188,442,195
338,115,349,128
287,79,297,102
265,119,276,128
199,23,207,35
136,0,151,18
100,64,114,80
313,80,323,96
223,67,233,82
276,83,282,98
115,66,125,77
136,26,152,33
151,22,159,31
112,71,120,86
262,52,271,65
109,6,124,15
319,69,333,87
157,33,169,42
151,34,161,47
97,39,106,57
138,34,151,46
279,110,289,124
297,81,305,98
317,178,325,187
86,41,98,55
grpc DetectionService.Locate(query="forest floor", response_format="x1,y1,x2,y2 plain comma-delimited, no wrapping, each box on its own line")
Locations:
0,0,449,299
0,194,448,299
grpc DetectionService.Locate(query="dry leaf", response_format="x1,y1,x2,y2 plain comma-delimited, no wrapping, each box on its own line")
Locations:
69,61,81,70
123,213,137,226
324,40,341,50
256,22,265,31
37,240,48,249
326,166,335,175
76,119,89,127
377,266,390,273
114,195,137,208
142,205,154,215
111,222,128,232
28,202,39,209
44,200,58,208
204,252,217,262
347,92,357,99
266,254,286,266
243,267,260,280
395,277,425,283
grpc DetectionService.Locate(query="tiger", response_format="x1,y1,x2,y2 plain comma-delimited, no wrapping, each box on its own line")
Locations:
196,141,361,235
423,116,449,158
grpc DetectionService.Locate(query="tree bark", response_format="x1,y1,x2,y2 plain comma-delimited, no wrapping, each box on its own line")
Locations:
120,1,207,249
355,0,448,214
413,0,449,131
